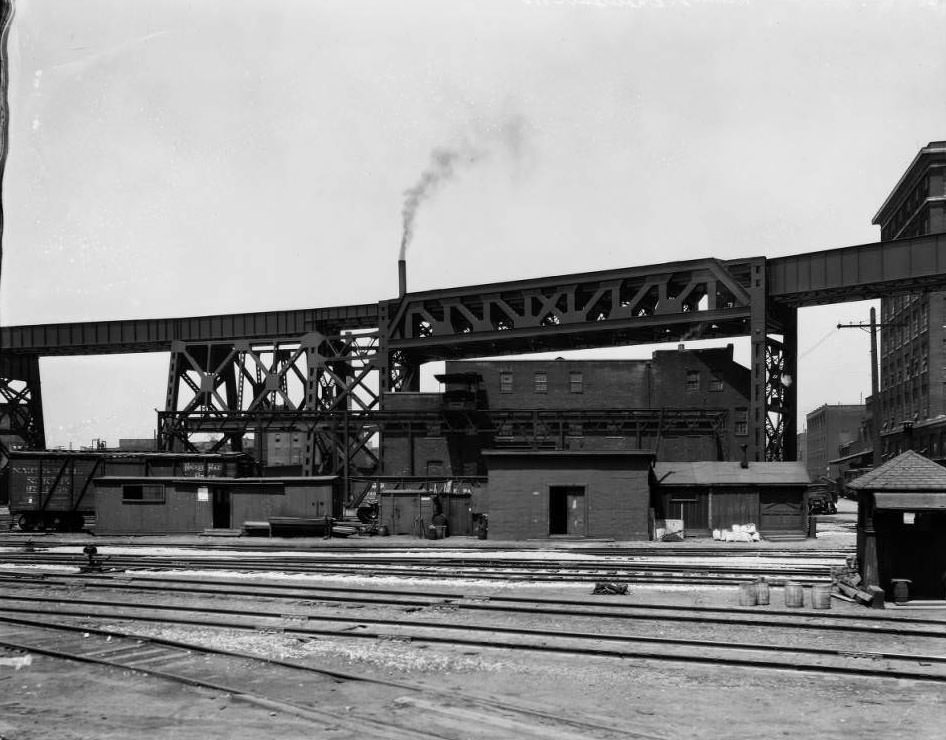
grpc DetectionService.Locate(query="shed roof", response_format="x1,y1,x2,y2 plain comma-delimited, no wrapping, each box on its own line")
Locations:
484,450,656,458
874,492,946,510
847,450,946,491
93,476,337,484
653,461,809,486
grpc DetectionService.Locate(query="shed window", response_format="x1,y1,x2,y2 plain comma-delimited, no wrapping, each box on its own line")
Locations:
500,372,513,393
569,372,583,393
534,372,548,393
122,484,165,503
709,374,723,392
686,370,700,392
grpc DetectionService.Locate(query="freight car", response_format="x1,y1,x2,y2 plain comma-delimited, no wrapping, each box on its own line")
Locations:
1,450,254,531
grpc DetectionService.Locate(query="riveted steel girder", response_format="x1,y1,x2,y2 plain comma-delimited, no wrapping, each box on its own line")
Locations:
382,257,759,361
159,331,382,498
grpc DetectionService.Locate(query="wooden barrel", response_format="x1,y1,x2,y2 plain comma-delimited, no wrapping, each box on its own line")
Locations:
811,584,832,609
738,582,757,606
784,582,804,608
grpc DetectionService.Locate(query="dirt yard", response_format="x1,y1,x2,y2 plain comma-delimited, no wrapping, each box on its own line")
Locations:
3,571,946,740
3,509,945,739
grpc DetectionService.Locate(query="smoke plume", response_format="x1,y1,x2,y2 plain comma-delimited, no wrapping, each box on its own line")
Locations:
399,116,528,259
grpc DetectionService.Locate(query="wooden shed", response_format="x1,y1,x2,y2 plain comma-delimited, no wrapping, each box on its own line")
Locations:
652,461,810,538
483,450,655,540
377,489,473,537
848,450,946,600
93,476,338,535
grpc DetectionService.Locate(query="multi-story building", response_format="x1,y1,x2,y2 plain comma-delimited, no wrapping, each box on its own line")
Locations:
874,141,946,460
381,345,751,477
805,404,867,481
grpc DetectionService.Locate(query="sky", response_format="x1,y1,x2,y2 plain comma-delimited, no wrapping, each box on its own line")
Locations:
1,0,945,447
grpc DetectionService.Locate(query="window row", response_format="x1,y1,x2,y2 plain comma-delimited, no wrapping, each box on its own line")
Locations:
500,372,584,394
686,370,725,392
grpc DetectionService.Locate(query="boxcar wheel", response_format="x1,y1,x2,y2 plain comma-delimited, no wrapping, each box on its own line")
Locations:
17,514,35,532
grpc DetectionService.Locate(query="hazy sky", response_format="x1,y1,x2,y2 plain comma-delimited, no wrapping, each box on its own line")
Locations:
2,0,945,447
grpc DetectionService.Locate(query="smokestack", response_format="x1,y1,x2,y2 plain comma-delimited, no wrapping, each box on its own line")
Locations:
398,259,407,298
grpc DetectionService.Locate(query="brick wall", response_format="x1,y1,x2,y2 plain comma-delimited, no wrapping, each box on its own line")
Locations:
484,451,653,540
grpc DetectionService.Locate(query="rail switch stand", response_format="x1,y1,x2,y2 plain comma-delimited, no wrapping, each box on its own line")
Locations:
81,544,103,573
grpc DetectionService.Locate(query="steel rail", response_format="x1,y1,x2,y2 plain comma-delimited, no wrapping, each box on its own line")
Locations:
0,550,840,571
3,573,944,637
0,553,834,585
33,570,946,623
1,592,945,683
0,613,657,740
0,537,856,557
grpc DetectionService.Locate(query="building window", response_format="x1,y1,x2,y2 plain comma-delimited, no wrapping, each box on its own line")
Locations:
709,374,723,392
686,370,700,392
500,372,513,393
735,408,748,436
122,484,165,503
534,372,548,393
569,372,583,393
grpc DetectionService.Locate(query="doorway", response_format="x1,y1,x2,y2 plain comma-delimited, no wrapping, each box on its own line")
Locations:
549,486,586,536
212,489,231,529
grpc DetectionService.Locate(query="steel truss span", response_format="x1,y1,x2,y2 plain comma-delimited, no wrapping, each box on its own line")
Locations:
3,232,945,465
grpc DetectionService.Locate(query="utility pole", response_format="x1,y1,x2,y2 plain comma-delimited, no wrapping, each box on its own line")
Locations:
837,307,893,468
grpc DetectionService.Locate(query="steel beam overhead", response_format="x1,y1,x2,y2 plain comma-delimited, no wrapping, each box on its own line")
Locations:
767,232,946,306
5,231,946,464
4,233,946,357
0,304,379,356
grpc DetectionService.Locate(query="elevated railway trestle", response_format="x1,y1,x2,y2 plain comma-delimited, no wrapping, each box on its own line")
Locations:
4,232,946,493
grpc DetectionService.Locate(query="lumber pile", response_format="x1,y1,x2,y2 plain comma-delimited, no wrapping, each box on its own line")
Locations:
830,562,885,608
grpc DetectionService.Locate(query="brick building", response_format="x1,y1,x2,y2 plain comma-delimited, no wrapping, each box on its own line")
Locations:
483,450,655,540
381,345,750,478
874,141,946,459
805,403,867,481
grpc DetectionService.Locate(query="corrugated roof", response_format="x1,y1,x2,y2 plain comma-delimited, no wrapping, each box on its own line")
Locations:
874,492,946,510
653,461,809,486
847,450,946,491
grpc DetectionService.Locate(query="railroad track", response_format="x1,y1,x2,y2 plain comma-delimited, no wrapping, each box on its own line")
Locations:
3,570,945,638
0,535,856,558
1,573,944,685
0,551,841,585
0,614,640,740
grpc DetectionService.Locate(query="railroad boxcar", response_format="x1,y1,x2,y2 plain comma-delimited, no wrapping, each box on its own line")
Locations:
2,450,253,532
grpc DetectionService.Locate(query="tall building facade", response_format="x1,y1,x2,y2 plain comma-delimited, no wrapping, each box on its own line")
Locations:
875,141,946,460
805,404,867,481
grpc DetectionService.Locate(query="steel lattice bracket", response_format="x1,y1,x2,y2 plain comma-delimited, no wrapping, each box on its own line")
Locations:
0,354,45,451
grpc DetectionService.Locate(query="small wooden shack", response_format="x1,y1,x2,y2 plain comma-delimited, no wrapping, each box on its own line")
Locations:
848,450,946,600
483,450,655,540
377,488,474,537
652,461,810,538
93,476,338,535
